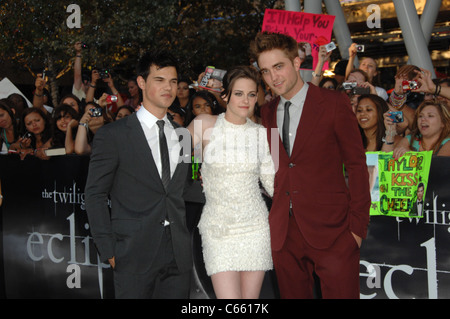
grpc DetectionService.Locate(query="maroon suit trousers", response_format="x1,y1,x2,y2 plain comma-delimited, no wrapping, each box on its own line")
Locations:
272,215,361,299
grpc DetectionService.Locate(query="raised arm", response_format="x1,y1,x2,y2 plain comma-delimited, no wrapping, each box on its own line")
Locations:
311,45,332,86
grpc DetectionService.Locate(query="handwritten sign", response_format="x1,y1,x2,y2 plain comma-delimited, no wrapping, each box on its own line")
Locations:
262,9,335,70
367,151,433,218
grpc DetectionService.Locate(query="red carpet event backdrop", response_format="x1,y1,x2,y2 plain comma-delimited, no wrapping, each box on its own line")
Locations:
0,154,449,299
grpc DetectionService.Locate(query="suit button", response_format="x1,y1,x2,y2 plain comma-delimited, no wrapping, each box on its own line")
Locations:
289,163,295,168
286,192,289,196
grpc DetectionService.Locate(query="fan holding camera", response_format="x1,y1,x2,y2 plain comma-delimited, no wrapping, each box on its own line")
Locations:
86,68,125,113
345,43,388,101
342,69,377,112
74,93,113,155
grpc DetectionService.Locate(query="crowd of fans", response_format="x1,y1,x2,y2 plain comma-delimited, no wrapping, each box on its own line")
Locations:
1,41,450,161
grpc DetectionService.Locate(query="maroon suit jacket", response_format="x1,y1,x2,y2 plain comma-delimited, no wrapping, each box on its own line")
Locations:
261,83,370,251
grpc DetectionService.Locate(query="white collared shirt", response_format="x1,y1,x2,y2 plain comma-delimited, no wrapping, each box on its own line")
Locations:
136,106,180,178
277,82,309,155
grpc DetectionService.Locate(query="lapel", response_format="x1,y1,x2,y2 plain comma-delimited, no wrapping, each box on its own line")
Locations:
290,83,327,158
169,119,191,183
125,113,162,186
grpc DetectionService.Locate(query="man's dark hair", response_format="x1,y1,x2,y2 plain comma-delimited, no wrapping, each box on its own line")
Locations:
136,50,179,81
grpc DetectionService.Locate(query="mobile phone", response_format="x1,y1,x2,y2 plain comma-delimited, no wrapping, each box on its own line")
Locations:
388,111,404,123
23,131,32,139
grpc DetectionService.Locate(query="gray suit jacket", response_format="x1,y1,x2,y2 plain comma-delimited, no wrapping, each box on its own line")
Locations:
85,113,192,274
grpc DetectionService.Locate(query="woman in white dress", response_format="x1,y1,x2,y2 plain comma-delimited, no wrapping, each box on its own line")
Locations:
188,65,275,299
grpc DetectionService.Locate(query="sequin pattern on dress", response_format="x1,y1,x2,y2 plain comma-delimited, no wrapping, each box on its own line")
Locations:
198,113,275,276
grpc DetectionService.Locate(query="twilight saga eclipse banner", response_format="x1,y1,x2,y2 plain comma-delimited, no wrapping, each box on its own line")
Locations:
1,154,450,299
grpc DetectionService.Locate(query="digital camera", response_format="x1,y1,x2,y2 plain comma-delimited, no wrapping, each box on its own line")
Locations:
99,69,110,79
90,107,103,117
325,41,336,52
356,44,365,52
402,80,418,91
352,87,370,95
388,111,404,123
106,95,118,104
342,82,357,90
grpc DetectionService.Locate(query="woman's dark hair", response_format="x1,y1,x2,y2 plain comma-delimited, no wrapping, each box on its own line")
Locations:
20,107,53,149
59,93,83,118
221,65,261,103
319,77,338,90
7,93,28,119
185,90,225,125
114,105,135,120
51,103,79,147
356,94,389,151
0,98,19,143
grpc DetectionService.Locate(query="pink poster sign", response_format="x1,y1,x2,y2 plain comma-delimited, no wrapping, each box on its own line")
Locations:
262,9,335,71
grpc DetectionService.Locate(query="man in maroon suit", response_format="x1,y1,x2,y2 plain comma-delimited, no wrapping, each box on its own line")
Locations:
250,32,370,299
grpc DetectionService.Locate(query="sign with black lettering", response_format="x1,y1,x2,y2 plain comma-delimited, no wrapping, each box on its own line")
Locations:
360,156,450,299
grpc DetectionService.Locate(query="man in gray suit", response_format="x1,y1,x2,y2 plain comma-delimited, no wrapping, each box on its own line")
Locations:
85,50,192,298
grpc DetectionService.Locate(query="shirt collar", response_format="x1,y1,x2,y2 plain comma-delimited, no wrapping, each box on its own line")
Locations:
280,82,309,107
136,105,170,129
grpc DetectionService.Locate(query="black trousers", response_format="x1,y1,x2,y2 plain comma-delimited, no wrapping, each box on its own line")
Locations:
113,227,191,299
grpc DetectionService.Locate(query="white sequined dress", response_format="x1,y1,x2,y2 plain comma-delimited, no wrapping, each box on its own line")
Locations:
198,113,275,276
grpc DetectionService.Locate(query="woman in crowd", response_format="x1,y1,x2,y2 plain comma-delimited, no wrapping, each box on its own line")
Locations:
188,65,274,299
185,90,225,125
310,44,333,87
0,99,19,152
51,104,79,154
298,42,313,69
172,78,193,111
388,65,424,132
123,77,141,109
346,44,388,100
319,77,338,90
86,69,125,114
167,105,186,127
7,93,28,123
342,69,377,112
412,69,450,107
356,94,403,152
74,96,112,155
10,107,52,160
60,93,84,118
114,105,135,121
392,100,450,158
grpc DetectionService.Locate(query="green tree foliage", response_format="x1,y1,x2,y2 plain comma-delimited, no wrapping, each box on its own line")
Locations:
0,0,280,102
